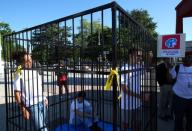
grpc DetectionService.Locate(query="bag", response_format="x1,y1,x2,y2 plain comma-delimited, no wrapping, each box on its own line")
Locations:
59,74,67,82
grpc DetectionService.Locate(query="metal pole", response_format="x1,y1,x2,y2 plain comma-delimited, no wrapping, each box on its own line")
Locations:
112,4,117,131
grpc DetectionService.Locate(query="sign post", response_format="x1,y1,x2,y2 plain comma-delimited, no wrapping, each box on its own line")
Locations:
157,34,186,57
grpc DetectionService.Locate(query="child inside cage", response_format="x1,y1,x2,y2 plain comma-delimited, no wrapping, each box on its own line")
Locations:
13,51,48,131
69,91,102,131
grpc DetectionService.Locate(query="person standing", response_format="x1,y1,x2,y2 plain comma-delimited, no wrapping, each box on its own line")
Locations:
55,60,68,96
156,58,173,121
13,51,48,131
170,52,192,131
120,48,149,131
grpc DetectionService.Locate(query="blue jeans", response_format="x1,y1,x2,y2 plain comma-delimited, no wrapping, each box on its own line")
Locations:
173,94,192,131
29,102,48,131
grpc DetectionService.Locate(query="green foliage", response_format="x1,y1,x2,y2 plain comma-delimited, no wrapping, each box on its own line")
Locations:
128,9,158,39
11,9,157,64
0,22,13,61
83,27,112,61
31,23,73,64
0,22,12,36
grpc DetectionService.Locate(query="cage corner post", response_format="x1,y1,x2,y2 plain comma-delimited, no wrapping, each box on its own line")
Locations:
111,3,118,131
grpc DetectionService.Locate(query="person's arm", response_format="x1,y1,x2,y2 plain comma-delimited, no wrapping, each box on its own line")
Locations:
122,84,149,102
122,84,141,98
75,101,92,118
14,74,30,120
170,66,177,79
15,91,30,120
75,110,92,118
44,97,48,107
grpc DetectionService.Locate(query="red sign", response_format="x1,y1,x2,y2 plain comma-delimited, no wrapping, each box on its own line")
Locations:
162,35,180,49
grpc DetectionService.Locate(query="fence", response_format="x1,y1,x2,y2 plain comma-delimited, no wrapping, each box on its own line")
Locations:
3,2,157,131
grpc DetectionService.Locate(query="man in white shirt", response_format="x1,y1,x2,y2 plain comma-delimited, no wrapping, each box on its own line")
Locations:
120,48,148,131
170,52,192,131
69,91,101,131
13,51,48,131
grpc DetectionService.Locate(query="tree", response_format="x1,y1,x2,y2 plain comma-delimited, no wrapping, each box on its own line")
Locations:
0,22,13,60
0,22,12,36
128,9,158,39
83,27,112,61
31,23,75,64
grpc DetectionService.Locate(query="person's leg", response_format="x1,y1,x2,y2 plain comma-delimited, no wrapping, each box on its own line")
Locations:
81,107,94,128
159,85,170,119
167,85,174,119
173,95,186,131
159,85,167,118
42,103,48,130
64,81,68,94
30,103,47,131
71,116,83,126
186,99,192,131
131,108,142,131
59,84,63,95
121,109,130,131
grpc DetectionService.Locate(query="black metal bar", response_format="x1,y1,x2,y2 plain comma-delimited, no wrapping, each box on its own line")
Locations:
3,35,9,131
111,4,117,131
4,2,116,36
3,2,157,131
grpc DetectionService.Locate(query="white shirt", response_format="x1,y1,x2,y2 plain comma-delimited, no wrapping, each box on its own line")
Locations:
69,99,91,124
120,64,142,110
13,69,45,107
170,64,192,99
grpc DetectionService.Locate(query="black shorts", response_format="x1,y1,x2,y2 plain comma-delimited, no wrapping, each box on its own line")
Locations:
58,80,67,86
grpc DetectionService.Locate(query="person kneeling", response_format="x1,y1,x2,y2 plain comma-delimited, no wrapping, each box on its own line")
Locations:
69,91,102,131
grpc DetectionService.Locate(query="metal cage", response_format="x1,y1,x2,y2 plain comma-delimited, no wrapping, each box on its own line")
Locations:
3,2,157,131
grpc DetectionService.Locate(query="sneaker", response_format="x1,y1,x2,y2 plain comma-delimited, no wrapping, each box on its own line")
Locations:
158,116,168,121
90,123,102,131
166,115,174,120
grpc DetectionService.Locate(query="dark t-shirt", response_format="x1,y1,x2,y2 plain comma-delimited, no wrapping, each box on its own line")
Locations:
156,63,171,86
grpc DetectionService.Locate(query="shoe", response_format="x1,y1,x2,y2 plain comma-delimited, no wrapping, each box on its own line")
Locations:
165,115,174,120
158,116,168,121
90,123,102,131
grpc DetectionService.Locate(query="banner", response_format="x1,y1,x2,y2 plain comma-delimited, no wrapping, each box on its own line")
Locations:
157,34,186,57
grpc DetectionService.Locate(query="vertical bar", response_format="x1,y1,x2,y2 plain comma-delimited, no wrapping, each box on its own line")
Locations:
64,20,70,131
111,4,117,131
3,35,9,131
101,10,105,130
90,13,94,126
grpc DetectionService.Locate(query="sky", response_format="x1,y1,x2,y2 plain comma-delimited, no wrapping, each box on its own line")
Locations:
0,0,191,40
